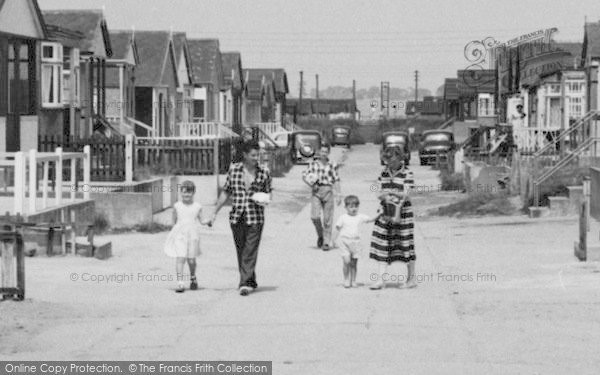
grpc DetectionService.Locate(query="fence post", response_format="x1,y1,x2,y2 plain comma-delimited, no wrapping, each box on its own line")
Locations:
213,139,220,195
28,149,37,214
83,145,91,200
125,134,133,183
583,176,591,232
13,152,26,216
55,147,63,206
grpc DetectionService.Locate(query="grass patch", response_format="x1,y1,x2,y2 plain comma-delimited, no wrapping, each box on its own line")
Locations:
436,192,515,217
439,170,465,192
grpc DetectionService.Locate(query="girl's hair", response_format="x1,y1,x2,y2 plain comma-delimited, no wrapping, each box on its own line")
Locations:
242,140,261,154
383,146,404,161
344,195,360,206
180,180,196,193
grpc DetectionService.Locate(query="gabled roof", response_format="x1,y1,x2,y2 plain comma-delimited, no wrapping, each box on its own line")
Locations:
188,39,223,87
444,78,459,100
109,30,138,63
0,0,48,39
554,41,582,68
41,9,111,56
45,24,84,48
221,52,243,90
582,21,600,63
457,69,496,97
244,69,289,94
134,30,178,87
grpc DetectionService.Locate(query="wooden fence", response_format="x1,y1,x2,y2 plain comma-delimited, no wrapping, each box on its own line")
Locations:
39,135,127,182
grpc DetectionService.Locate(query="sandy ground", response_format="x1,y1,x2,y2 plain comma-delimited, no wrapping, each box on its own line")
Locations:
1,145,600,374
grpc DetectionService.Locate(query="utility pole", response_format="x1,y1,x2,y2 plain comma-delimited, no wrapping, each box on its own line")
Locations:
299,70,303,120
352,79,357,120
381,81,390,118
316,74,319,118
414,70,419,103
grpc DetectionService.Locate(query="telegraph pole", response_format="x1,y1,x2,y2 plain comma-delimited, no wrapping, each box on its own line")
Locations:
315,74,319,117
414,70,419,103
381,81,390,118
352,80,357,120
299,71,303,120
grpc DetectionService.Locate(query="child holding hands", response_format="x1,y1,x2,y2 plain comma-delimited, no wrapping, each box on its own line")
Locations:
164,180,211,293
333,195,379,288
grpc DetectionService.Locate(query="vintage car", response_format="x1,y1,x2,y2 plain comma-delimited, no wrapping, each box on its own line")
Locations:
380,131,411,165
290,130,322,164
418,130,455,165
331,126,351,148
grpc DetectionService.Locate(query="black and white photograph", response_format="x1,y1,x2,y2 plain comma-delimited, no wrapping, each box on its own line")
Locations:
1,0,600,373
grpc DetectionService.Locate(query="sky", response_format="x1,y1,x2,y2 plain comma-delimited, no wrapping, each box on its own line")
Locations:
39,0,600,97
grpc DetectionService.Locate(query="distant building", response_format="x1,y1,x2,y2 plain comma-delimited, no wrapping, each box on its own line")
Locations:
285,98,358,121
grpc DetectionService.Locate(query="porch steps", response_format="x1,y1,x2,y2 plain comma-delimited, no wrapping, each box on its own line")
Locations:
528,185,583,218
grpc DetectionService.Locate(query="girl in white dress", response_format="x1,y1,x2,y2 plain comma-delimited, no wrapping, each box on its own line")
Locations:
164,181,210,293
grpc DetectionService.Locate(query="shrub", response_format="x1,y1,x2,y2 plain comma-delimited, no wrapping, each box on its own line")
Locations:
439,170,465,192
436,192,515,217
93,213,110,234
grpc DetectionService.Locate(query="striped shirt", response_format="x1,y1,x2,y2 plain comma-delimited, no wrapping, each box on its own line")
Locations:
378,167,414,194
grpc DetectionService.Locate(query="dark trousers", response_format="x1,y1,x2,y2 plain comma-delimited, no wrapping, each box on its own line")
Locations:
230,220,264,288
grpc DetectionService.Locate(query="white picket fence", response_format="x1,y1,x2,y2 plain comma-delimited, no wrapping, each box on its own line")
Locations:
253,122,288,136
0,148,90,216
175,122,238,138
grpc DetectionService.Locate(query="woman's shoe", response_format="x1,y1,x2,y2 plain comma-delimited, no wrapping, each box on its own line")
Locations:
239,286,251,296
369,281,384,290
175,284,185,293
190,277,198,290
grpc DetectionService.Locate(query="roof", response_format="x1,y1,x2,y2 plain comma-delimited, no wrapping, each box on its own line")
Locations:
583,21,600,62
109,30,136,61
0,0,48,39
244,69,288,94
41,9,111,56
45,24,84,48
286,98,357,115
188,39,222,87
134,31,175,87
221,52,243,90
444,78,459,100
554,41,583,68
457,69,496,97
172,32,188,66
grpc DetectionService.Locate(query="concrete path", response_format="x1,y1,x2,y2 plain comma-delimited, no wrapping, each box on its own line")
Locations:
1,145,600,374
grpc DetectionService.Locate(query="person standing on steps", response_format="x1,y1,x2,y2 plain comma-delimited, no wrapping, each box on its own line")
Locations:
210,140,272,296
302,143,342,251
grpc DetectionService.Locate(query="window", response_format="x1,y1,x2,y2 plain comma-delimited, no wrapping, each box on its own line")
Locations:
567,81,584,93
549,84,561,94
41,42,63,107
477,94,495,117
569,97,583,119
6,40,36,115
62,47,80,106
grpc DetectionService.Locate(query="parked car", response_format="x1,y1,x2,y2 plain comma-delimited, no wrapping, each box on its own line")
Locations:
331,126,351,148
271,131,292,148
380,131,410,166
290,130,322,164
418,130,455,165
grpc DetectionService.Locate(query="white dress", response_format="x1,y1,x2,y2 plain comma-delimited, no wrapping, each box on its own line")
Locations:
164,201,202,258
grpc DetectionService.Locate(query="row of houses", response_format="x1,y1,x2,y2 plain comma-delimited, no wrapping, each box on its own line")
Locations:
0,0,290,152
438,23,600,153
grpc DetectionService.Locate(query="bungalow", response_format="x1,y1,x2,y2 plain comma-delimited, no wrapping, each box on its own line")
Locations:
172,32,193,125
105,30,139,135
221,52,245,134
133,31,178,137
0,0,47,152
42,9,113,138
244,69,289,125
188,39,224,123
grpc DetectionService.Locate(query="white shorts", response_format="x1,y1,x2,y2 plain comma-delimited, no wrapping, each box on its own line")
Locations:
338,237,362,259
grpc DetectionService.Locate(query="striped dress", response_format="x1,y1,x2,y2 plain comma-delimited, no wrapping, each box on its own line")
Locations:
369,167,415,264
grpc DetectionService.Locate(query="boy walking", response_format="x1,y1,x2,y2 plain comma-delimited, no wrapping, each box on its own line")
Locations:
302,144,342,251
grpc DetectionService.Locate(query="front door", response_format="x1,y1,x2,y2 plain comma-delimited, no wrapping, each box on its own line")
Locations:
549,98,561,128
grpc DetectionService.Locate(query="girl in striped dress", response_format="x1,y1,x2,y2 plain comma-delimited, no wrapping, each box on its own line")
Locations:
369,146,416,289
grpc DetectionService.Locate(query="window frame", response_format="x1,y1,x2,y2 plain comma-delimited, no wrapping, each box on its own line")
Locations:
41,42,64,108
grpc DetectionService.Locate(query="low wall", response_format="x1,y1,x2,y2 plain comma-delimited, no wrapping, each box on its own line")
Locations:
25,199,95,226
92,177,178,228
